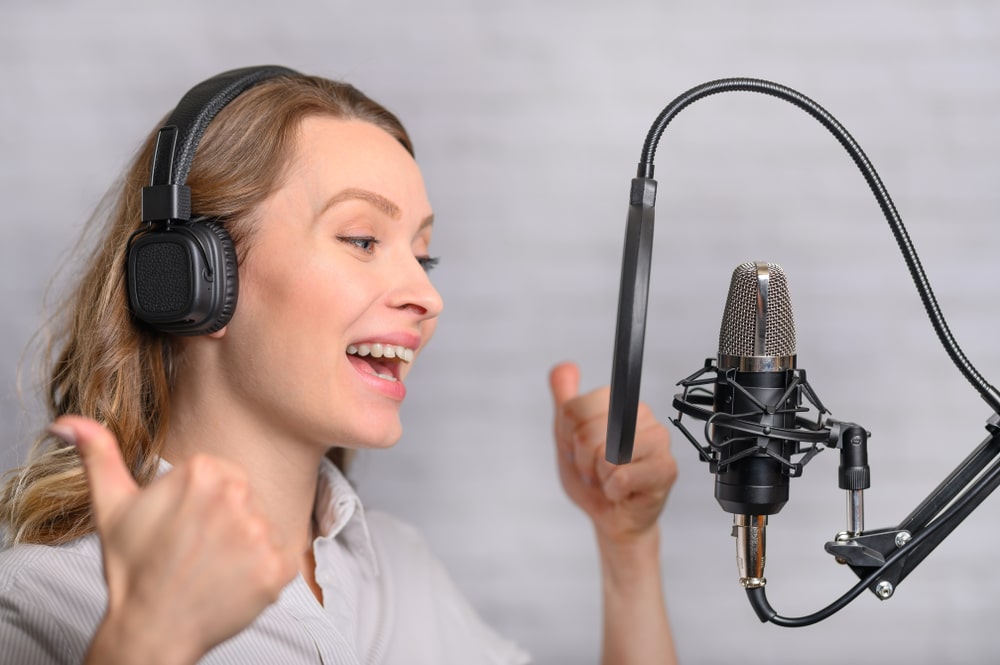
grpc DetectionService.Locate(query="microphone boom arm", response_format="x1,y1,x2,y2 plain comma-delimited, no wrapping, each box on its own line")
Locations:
674,360,1000,626
750,414,1000,627
828,414,1000,601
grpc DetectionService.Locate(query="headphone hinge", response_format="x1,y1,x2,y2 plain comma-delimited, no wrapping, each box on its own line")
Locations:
142,183,191,223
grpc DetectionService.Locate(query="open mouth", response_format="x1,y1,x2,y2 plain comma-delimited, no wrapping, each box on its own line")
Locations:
346,343,415,382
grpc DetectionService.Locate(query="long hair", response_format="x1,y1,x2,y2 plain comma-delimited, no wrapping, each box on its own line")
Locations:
0,72,414,546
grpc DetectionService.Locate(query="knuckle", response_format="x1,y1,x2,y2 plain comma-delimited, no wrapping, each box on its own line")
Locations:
655,422,672,444
186,454,219,485
575,423,601,450
663,456,679,483
222,476,251,507
258,552,296,596
242,515,269,544
636,422,671,451
557,402,575,426
604,479,627,502
184,455,248,499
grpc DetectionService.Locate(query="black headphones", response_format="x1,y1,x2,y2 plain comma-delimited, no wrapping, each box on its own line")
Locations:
126,65,300,335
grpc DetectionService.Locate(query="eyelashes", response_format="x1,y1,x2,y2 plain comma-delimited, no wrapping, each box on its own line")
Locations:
417,256,440,272
339,235,379,254
338,235,440,273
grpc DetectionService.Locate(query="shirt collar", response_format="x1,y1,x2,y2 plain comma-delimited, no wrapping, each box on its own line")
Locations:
155,456,379,577
314,456,379,577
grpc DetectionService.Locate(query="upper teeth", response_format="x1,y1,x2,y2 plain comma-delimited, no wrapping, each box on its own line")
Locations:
347,343,415,363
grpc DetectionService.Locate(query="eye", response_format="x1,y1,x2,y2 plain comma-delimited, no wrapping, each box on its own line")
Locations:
417,255,440,272
338,235,379,255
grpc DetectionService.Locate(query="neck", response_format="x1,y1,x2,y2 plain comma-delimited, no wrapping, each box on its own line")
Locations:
162,375,326,557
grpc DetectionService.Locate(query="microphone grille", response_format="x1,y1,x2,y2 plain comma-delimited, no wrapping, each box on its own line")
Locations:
718,261,796,357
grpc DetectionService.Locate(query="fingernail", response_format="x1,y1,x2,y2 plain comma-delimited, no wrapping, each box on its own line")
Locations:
46,423,78,447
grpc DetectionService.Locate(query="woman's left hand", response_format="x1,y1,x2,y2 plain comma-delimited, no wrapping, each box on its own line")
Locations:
549,361,677,544
551,361,681,664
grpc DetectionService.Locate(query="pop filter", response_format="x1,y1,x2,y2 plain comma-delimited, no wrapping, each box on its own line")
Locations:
606,178,656,464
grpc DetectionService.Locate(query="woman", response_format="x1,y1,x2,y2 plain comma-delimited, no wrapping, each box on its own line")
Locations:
0,67,678,664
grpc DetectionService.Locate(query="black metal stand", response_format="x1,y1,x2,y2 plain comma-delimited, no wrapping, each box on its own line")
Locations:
748,414,1000,626
828,413,1000,602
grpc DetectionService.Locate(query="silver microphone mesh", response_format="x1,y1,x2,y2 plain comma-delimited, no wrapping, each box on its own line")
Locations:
718,261,796,357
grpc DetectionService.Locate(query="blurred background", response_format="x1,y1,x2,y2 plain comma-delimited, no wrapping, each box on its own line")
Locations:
3,1,999,662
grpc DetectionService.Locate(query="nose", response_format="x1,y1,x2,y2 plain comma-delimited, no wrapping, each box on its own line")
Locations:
389,254,444,320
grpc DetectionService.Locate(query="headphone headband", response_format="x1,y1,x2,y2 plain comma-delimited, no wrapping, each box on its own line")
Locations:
142,65,300,222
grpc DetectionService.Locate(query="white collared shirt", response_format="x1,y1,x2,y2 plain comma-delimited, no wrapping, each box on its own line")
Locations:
0,458,531,664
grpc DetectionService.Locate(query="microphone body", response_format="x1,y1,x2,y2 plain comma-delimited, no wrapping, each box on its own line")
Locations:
713,364,799,516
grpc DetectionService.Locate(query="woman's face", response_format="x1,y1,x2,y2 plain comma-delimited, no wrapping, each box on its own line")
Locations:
217,116,442,451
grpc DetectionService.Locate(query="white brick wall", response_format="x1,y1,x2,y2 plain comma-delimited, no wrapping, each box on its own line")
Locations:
3,2,999,662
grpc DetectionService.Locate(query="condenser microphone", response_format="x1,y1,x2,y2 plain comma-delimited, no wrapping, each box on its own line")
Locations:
712,261,802,588
672,260,860,593
713,261,799,518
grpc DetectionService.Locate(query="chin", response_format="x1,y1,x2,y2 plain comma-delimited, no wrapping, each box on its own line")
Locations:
365,430,403,450
339,416,403,451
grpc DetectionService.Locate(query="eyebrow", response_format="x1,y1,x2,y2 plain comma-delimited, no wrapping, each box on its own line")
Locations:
318,187,434,230
320,187,400,219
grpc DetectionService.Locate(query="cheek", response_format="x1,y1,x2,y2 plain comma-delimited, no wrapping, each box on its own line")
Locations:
233,260,338,370
242,246,346,324
245,270,316,330
237,258,392,385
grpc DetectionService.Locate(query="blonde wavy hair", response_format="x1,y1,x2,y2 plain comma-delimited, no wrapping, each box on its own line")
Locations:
0,71,414,547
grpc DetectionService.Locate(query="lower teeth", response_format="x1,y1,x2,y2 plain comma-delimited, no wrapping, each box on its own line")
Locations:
376,373,397,382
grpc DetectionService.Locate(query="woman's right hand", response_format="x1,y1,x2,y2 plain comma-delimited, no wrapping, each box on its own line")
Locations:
49,416,298,665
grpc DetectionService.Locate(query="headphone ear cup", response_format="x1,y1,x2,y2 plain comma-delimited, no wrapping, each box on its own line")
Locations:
126,220,239,336
196,219,239,335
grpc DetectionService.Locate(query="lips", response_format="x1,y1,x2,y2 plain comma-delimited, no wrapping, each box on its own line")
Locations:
346,348,408,401
344,337,420,400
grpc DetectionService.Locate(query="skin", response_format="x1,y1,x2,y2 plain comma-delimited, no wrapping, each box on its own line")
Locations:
51,116,679,665
550,362,678,664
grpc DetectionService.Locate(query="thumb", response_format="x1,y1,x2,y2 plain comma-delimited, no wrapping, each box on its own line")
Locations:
549,361,581,409
48,415,139,532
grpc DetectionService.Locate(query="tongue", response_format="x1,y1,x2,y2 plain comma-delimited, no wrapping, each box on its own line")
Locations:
348,354,394,378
